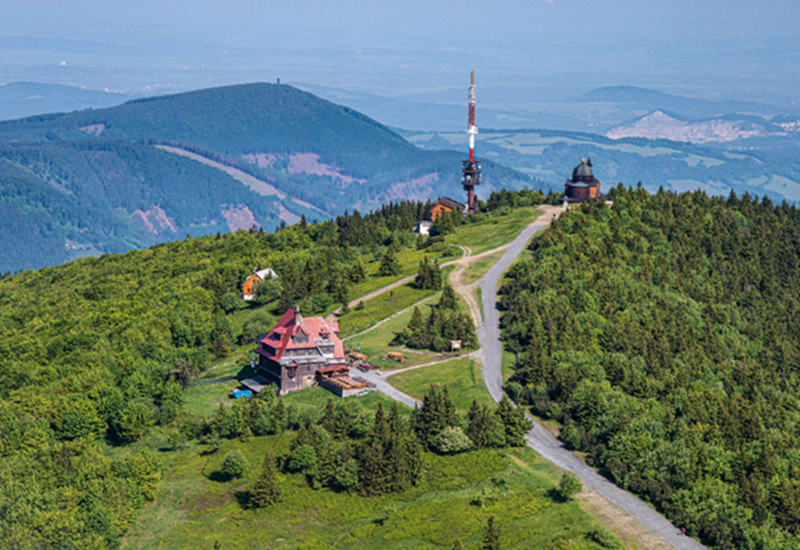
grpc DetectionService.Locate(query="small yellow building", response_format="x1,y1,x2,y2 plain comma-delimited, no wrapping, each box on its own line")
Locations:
431,197,465,221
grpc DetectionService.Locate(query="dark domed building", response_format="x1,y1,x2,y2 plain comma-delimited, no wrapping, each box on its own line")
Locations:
564,157,602,202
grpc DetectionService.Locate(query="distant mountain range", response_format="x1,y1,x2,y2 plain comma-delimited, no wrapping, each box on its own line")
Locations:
407,127,800,205
0,82,133,121
606,110,794,143
305,83,796,135
576,86,776,120
0,83,534,273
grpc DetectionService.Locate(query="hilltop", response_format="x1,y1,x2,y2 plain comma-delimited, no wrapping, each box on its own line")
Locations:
0,83,534,273
0,195,628,550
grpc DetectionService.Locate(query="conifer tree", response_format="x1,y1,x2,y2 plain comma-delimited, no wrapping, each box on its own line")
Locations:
482,516,501,550
291,424,317,450
333,403,355,440
320,398,336,435
348,259,366,283
408,306,425,335
385,403,411,492
378,249,401,277
272,399,286,433
250,450,281,508
359,405,389,496
415,385,459,448
467,399,495,449
246,397,262,431
439,282,458,310
496,396,532,447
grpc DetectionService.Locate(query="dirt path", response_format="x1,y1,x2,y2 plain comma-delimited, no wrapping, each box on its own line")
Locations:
328,241,514,323
342,294,440,340
382,352,477,378
450,265,482,327
578,488,672,550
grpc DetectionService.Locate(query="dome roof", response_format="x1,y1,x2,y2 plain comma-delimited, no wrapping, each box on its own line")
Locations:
572,158,594,179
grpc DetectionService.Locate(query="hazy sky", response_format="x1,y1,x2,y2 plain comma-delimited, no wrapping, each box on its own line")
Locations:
1,0,798,100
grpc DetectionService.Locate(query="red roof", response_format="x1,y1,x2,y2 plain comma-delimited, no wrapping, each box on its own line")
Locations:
258,308,344,361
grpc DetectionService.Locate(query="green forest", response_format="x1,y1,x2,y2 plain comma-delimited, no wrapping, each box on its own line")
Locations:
0,139,290,273
501,186,800,548
0,83,537,273
0,195,555,549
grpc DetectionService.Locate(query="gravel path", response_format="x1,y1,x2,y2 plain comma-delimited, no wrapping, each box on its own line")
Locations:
327,242,513,322
477,205,706,550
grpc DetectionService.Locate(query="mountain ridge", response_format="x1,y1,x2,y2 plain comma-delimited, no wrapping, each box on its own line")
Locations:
0,82,536,273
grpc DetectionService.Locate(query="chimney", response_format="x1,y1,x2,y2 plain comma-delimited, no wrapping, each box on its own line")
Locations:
294,304,304,327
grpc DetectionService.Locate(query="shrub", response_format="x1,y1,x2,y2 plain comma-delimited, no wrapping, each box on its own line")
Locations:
335,459,360,492
555,471,582,501
220,450,249,480
588,526,621,549
560,423,581,451
286,444,318,472
432,426,473,455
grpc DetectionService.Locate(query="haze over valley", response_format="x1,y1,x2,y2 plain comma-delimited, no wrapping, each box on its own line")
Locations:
3,3,800,550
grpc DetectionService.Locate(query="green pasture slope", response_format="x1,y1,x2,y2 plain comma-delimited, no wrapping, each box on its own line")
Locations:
122,435,612,550
126,203,618,549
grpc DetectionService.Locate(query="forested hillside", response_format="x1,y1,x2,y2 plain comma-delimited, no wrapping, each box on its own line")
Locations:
0,199,450,548
0,83,535,273
0,139,291,272
500,187,800,548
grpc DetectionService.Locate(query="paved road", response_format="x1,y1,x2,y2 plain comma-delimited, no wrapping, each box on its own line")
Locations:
477,208,706,550
348,367,420,409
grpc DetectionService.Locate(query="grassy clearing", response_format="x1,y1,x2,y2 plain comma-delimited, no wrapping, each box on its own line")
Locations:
345,298,457,371
389,358,494,413
348,247,461,299
339,266,454,336
502,349,518,383
122,431,616,550
465,251,504,284
282,386,407,419
446,206,541,254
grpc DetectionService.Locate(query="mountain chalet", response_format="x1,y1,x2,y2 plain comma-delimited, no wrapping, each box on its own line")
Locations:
254,307,366,396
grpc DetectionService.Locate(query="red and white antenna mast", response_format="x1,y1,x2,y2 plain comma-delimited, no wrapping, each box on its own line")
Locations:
462,70,481,214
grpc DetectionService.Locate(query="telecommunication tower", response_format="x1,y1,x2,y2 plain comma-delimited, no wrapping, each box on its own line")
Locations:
462,70,481,214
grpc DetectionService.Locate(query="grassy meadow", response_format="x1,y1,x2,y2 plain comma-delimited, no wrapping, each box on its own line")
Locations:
389,358,494,413
445,206,540,254
122,433,616,550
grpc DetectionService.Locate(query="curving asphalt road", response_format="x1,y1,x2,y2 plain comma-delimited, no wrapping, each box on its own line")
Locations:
477,208,706,550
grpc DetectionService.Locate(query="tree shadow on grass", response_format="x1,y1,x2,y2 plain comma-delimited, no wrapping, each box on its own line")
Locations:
234,490,251,510
208,471,234,483
547,487,570,503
